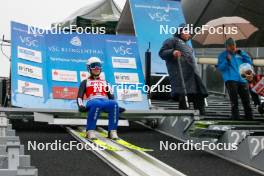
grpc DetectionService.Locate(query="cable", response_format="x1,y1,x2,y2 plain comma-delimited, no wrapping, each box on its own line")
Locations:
0,40,11,61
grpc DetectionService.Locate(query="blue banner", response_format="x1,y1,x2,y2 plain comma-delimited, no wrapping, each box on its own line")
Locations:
129,0,187,74
11,21,149,110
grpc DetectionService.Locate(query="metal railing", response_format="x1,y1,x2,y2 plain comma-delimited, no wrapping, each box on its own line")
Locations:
195,47,264,95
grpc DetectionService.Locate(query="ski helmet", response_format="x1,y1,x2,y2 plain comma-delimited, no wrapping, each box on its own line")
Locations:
86,57,102,75
87,57,102,66
239,63,254,77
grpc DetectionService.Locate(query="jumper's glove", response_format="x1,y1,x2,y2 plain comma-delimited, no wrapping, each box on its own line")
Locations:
79,106,87,112
119,107,126,113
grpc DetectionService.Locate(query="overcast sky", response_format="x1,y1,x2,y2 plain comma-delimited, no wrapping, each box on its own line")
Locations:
0,0,126,77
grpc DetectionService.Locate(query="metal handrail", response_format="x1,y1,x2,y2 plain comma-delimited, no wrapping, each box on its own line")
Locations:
197,57,264,66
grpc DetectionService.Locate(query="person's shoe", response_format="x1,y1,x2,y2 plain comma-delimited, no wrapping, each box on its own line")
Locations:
108,130,119,140
230,114,240,120
86,130,97,140
178,98,188,110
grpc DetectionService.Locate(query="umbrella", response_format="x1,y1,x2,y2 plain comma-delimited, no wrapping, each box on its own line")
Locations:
193,16,258,45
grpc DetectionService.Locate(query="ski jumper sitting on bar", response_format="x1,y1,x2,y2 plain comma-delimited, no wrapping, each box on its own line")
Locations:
77,57,119,140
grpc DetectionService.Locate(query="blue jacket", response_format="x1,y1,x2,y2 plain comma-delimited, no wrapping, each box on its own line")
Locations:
217,50,253,83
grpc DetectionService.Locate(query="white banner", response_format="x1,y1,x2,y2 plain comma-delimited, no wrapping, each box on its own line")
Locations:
17,63,43,80
114,72,139,84
17,80,43,97
52,69,77,82
17,46,42,63
112,57,137,69
117,89,142,102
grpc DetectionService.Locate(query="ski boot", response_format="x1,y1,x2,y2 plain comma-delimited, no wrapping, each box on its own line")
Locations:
108,130,119,140
86,130,97,140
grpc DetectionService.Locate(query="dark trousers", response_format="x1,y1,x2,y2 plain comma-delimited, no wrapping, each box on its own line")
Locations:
250,90,261,106
250,90,264,114
225,81,253,120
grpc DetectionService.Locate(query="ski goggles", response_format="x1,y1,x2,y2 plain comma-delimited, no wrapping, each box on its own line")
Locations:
89,63,102,70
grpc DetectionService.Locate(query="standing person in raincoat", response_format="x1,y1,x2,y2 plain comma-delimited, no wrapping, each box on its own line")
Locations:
217,38,253,120
159,23,208,114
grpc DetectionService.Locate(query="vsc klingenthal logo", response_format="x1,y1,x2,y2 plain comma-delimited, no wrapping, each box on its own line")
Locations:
70,36,82,47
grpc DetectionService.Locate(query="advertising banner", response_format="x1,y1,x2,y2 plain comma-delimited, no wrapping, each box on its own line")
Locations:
129,0,188,74
11,21,149,110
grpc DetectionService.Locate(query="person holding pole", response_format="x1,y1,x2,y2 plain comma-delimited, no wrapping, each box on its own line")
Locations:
159,23,208,115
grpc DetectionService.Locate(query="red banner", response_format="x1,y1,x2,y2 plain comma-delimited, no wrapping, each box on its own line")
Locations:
52,87,78,99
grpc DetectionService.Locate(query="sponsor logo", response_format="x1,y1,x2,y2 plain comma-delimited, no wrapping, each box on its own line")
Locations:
114,72,139,84
134,3,178,12
113,46,132,55
106,39,136,45
117,89,142,102
17,46,42,63
52,87,78,99
47,46,103,55
17,63,42,80
17,80,43,97
148,12,170,22
112,57,137,69
19,36,38,47
70,36,82,46
134,4,179,22
52,69,77,82
80,71,105,81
